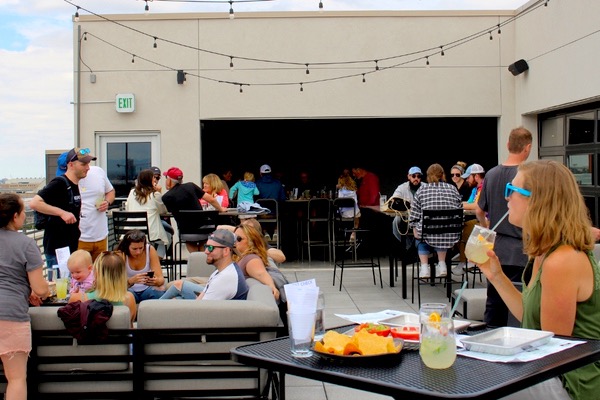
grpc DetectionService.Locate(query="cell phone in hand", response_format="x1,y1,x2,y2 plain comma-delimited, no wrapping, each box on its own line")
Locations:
146,271,155,278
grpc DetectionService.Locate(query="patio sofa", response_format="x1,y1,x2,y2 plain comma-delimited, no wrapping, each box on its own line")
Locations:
25,276,281,400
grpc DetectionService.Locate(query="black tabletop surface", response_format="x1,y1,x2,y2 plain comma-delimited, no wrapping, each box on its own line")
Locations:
231,327,600,400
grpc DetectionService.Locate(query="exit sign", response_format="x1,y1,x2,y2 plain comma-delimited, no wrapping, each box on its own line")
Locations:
116,93,135,113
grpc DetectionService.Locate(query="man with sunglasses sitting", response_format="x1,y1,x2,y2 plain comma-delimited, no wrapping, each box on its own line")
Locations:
390,166,423,243
159,229,248,300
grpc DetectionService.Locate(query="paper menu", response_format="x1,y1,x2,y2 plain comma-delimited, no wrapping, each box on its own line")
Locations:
284,279,319,314
55,246,71,278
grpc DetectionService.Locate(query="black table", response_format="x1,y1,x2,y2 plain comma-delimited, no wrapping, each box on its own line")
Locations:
231,332,600,400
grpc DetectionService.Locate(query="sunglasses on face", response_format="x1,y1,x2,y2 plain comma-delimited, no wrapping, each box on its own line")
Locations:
206,244,227,253
451,173,461,177
410,174,422,179
505,182,531,198
70,148,90,162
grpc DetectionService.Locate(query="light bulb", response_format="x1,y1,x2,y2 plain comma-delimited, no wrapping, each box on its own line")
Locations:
74,7,80,22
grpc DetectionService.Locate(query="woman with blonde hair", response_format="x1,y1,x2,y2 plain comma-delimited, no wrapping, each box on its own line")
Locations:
69,251,137,326
478,160,600,399
336,173,361,241
233,224,279,301
200,173,229,209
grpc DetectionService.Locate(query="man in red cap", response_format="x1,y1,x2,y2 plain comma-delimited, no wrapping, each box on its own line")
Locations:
162,167,224,253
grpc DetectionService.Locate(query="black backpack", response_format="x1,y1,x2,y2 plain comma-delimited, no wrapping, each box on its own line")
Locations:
57,299,114,344
34,175,74,230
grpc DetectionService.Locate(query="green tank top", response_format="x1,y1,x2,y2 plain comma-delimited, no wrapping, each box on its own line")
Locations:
84,290,124,306
522,246,600,399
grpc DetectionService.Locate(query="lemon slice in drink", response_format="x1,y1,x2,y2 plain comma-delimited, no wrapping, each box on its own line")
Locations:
429,312,441,322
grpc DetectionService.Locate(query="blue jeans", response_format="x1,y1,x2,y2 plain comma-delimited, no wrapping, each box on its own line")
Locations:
129,287,166,303
415,239,445,256
45,254,59,281
159,281,204,300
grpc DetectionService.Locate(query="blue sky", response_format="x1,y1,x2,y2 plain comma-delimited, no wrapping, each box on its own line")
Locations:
0,0,529,179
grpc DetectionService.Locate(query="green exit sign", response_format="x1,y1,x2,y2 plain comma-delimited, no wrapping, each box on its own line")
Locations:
115,93,135,113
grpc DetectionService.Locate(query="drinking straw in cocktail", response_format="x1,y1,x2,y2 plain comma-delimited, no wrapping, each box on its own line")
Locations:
449,280,468,318
490,210,509,232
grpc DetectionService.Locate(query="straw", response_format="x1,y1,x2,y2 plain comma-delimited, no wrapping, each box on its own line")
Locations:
490,210,509,232
449,280,468,318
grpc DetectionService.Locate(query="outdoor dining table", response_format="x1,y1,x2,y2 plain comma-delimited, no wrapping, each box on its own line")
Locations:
230,325,600,400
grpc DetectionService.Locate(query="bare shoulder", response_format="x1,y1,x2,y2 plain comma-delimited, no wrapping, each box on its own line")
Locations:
544,245,591,274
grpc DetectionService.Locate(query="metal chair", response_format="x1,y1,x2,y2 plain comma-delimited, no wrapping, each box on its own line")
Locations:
302,198,332,263
332,197,382,291
411,208,464,305
111,211,151,248
256,198,280,248
111,210,175,280
173,210,219,279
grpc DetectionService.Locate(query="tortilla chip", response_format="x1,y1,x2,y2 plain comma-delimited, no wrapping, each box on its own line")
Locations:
321,330,352,354
343,342,362,356
352,329,396,355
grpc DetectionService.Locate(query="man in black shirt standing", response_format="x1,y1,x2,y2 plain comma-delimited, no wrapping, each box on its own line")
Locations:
31,147,96,280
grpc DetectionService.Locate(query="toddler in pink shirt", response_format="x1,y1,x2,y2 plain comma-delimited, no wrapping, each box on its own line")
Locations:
67,250,95,294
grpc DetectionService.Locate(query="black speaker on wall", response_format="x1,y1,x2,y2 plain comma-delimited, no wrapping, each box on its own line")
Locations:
508,59,529,76
177,70,186,84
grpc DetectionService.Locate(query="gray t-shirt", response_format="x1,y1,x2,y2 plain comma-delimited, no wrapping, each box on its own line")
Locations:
478,164,528,267
0,229,45,322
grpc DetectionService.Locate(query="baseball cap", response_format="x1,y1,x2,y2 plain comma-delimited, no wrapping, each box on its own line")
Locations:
66,147,97,163
56,151,69,176
461,163,485,179
260,164,272,173
408,166,422,175
208,229,237,248
150,166,161,176
164,167,184,180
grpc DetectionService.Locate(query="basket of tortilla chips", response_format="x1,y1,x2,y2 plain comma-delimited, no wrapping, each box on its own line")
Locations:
313,329,404,365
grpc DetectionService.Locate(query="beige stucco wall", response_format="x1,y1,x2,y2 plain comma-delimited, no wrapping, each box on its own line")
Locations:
74,1,598,183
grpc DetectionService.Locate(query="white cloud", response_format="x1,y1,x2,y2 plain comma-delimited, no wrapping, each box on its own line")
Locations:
0,0,529,178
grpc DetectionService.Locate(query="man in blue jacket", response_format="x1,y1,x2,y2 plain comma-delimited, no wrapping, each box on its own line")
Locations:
256,164,286,202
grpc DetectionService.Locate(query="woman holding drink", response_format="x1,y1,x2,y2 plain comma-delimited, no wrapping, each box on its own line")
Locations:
477,160,600,400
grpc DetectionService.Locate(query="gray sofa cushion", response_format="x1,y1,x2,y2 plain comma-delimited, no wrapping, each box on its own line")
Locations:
28,305,131,372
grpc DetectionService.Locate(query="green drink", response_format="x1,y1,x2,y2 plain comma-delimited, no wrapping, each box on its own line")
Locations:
419,318,456,369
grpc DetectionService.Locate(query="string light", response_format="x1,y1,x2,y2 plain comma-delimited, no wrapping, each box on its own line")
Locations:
229,1,234,19
545,0,549,6
131,54,135,63
239,84,243,93
426,56,429,66
300,83,303,92
72,0,550,90
145,1,149,13
497,24,501,34
74,7,80,22
318,1,323,11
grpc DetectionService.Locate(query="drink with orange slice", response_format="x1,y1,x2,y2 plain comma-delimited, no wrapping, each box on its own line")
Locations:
418,303,455,368
465,225,496,264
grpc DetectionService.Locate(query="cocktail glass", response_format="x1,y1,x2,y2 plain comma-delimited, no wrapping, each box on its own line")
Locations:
419,317,457,369
465,225,496,264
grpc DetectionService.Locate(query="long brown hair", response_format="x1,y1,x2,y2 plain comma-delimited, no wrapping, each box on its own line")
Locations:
233,224,269,266
134,169,157,205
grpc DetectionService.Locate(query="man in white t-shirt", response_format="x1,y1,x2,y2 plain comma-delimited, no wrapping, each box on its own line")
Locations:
159,229,249,300
77,166,115,261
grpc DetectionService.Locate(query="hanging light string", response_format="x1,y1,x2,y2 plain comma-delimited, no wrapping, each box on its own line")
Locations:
71,0,550,90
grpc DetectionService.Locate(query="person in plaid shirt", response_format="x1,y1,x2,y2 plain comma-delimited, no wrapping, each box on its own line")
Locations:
409,163,463,279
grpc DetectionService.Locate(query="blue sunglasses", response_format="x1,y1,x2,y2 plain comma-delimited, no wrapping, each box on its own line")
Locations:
69,147,91,162
505,182,531,198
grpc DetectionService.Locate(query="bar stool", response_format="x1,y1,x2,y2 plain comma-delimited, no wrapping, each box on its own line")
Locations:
302,198,332,263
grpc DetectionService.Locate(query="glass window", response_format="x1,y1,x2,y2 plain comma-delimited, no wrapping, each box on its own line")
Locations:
541,116,564,147
583,196,597,227
567,112,595,144
567,154,594,186
540,155,564,164
106,142,151,197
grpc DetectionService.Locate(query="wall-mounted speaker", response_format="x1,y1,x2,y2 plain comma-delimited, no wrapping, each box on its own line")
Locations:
177,70,186,84
508,59,529,76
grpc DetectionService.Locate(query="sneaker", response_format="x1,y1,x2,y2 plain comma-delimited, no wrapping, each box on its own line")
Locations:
419,264,430,278
272,232,278,242
264,233,271,242
436,264,447,278
349,232,357,242
452,262,467,276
